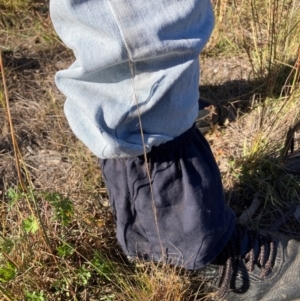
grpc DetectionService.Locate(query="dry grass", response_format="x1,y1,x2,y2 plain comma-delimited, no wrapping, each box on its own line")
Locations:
0,0,300,300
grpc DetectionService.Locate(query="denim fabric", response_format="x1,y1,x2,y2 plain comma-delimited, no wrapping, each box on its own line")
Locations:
100,126,235,269
50,0,214,159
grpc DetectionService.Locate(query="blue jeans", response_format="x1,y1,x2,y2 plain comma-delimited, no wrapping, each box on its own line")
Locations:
50,0,214,159
50,0,236,269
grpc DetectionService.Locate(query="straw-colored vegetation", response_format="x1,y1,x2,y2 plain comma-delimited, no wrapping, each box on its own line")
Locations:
0,0,300,300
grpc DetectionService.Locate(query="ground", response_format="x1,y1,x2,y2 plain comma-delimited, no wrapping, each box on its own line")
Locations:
0,1,300,300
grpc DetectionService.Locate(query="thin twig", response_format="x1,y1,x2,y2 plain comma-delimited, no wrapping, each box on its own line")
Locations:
0,51,26,192
127,58,164,257
1,251,20,270
0,284,13,301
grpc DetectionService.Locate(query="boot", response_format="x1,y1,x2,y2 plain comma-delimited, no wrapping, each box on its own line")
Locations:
200,224,300,301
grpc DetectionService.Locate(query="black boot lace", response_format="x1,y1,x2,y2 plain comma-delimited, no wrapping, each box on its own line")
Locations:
216,224,276,299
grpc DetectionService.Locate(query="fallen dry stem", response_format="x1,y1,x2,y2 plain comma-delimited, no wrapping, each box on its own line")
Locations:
0,284,13,301
0,51,26,192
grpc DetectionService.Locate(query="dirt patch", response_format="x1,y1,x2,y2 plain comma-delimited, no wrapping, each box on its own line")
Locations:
201,54,253,85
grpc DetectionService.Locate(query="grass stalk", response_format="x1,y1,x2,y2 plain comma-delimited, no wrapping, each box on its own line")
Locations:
0,51,26,192
0,284,13,301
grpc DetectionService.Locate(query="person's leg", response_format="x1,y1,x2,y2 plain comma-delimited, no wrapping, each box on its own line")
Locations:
50,1,300,300
50,0,230,267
